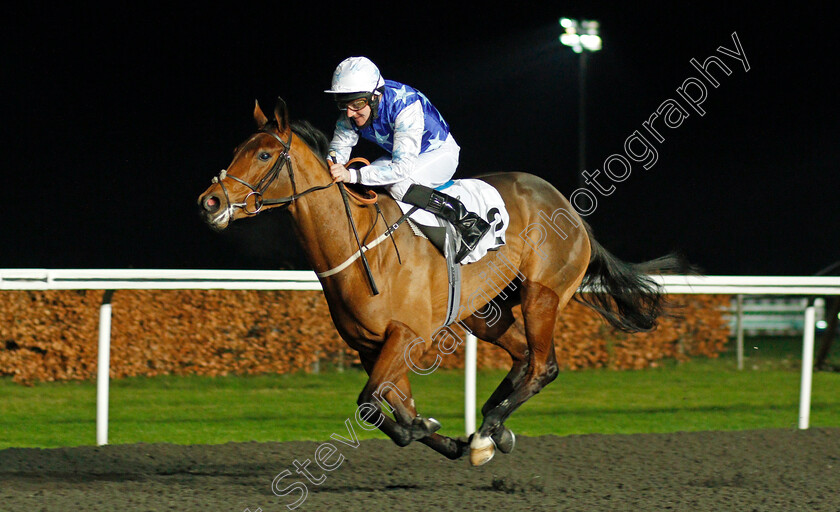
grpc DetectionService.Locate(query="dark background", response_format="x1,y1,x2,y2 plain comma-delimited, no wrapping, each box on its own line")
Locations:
2,4,836,275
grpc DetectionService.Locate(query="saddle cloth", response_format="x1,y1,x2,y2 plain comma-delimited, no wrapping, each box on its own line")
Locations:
395,178,509,264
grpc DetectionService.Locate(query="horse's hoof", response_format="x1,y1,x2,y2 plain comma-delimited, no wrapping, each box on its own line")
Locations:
469,434,496,466
492,426,516,454
423,416,442,434
415,416,441,433
410,416,442,440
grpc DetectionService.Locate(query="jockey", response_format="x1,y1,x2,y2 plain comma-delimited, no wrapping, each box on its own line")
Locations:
325,56,490,263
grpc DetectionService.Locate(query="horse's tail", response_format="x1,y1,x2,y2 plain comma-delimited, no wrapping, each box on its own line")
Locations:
575,224,691,333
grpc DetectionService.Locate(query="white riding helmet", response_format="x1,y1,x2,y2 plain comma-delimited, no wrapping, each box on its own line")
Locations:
324,56,385,95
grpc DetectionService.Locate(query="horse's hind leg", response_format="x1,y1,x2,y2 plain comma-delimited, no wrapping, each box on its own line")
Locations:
461,294,527,453
469,279,563,466
474,321,528,417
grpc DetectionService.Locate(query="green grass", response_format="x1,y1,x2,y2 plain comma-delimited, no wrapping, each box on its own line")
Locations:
1,337,838,449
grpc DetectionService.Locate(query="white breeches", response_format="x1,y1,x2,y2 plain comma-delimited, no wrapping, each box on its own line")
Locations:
374,134,460,201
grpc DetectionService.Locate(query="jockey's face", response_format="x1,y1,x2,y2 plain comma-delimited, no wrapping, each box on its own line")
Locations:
339,93,379,128
346,103,371,127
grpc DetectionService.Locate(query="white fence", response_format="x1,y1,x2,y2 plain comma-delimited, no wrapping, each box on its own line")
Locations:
2,269,839,445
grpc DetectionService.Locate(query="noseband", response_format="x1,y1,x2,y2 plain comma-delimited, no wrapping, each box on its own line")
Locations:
210,130,334,214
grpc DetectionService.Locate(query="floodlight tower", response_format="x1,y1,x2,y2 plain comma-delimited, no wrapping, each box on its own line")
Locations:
560,18,602,187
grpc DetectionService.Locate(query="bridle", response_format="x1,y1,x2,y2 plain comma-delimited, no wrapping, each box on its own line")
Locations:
208,127,398,295
210,129,334,215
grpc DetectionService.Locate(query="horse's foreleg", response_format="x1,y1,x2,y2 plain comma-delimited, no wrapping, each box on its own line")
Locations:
356,323,455,453
378,373,443,442
356,350,416,447
387,375,469,459
469,280,562,466
417,433,469,460
367,408,466,459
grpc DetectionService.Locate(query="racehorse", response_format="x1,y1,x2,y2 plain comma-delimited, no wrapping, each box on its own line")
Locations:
198,98,683,466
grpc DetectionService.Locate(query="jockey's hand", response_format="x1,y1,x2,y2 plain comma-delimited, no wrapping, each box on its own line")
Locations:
329,161,350,183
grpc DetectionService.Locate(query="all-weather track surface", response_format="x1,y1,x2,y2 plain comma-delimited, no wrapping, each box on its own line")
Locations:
1,428,838,511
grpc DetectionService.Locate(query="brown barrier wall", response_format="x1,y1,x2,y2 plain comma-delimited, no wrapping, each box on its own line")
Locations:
0,290,730,384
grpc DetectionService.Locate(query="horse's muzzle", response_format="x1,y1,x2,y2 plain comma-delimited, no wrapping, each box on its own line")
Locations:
201,195,221,214
198,193,230,230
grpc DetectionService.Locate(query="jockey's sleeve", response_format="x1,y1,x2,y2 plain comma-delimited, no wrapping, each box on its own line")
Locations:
356,100,424,186
328,117,359,166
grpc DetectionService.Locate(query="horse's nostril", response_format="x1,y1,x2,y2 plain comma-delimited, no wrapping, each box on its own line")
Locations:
203,195,221,213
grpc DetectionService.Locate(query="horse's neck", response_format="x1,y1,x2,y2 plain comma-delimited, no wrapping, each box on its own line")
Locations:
286,155,378,275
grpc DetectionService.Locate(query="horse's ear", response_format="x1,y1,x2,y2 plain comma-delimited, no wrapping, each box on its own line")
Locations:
254,100,269,128
274,97,290,133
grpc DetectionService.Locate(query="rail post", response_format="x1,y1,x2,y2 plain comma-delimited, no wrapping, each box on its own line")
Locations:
798,305,816,429
97,290,115,446
465,333,477,436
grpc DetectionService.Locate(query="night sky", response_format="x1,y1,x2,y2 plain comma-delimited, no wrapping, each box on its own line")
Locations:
2,4,837,275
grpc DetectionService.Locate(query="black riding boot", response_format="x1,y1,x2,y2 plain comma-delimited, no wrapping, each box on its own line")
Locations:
401,184,491,263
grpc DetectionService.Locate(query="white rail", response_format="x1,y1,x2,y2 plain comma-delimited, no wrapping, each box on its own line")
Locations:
4,269,839,293
2,270,839,444
0,268,323,290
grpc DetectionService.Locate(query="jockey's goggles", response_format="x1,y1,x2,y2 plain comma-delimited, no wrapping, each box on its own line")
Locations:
337,96,370,112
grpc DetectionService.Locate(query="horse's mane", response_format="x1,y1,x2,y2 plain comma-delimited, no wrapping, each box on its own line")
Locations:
259,118,330,161
291,119,330,160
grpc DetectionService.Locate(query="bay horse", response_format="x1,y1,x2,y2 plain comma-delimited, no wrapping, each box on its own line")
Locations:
198,98,682,466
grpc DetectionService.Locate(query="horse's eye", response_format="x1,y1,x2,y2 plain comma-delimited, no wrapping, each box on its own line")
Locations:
258,152,272,161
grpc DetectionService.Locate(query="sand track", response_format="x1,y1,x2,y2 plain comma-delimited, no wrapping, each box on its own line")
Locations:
2,428,838,511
